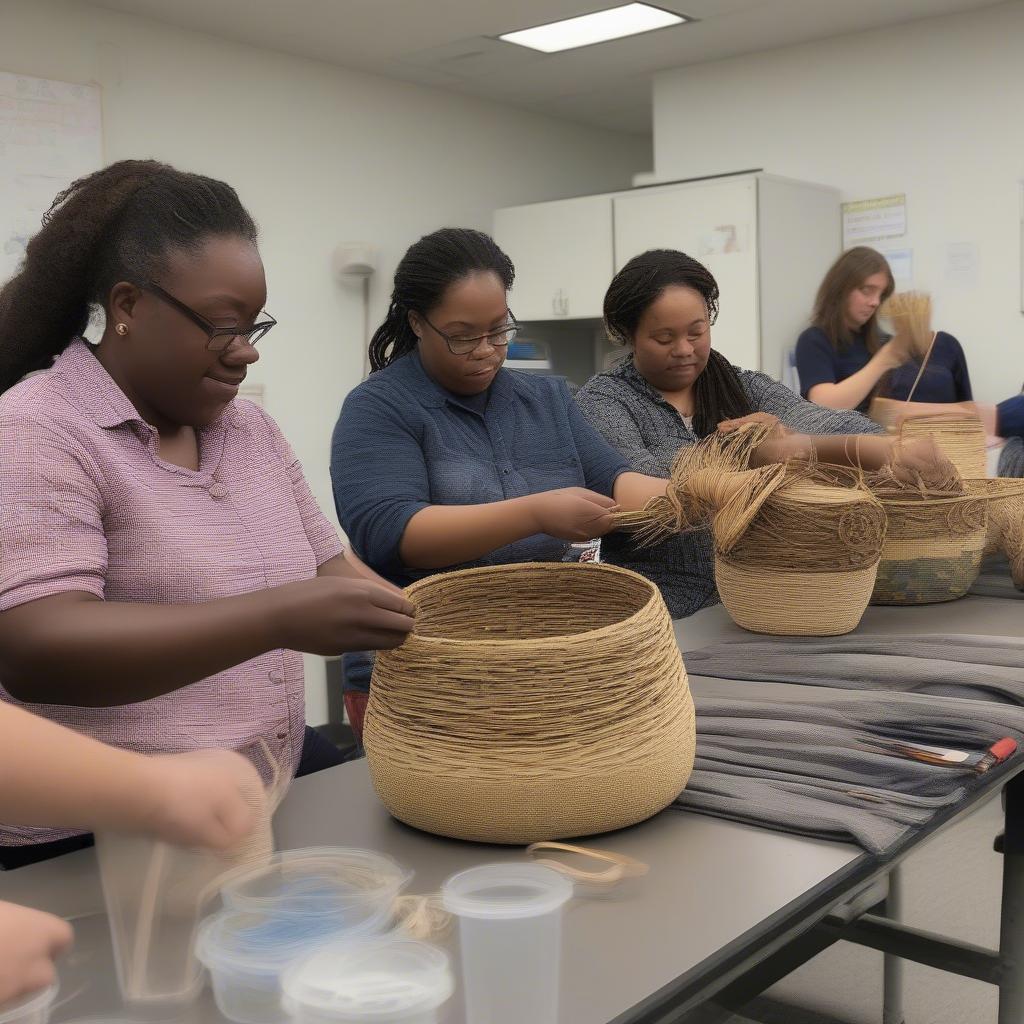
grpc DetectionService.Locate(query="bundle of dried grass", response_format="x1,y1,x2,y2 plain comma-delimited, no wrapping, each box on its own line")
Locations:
616,424,887,635
882,290,934,360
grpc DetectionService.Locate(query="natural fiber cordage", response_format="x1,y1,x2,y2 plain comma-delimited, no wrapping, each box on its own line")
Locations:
615,425,887,636
364,561,695,845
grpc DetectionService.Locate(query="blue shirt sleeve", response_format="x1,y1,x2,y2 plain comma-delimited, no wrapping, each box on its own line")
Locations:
330,385,430,576
795,327,839,398
562,379,630,496
997,394,1024,440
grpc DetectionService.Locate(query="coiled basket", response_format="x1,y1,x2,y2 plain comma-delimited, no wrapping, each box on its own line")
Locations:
715,480,887,636
364,562,695,845
871,494,988,604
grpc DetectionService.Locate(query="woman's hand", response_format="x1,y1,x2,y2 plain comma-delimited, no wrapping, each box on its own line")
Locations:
132,749,267,852
0,901,72,1005
274,577,416,656
717,412,790,440
878,332,916,371
527,488,620,542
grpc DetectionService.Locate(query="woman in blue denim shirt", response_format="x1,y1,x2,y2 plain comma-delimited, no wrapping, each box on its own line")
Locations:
330,228,672,733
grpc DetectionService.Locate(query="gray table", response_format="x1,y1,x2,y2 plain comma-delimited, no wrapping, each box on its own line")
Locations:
2,596,1022,1024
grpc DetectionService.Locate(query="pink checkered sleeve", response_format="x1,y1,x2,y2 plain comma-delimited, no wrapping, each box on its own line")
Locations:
0,415,108,611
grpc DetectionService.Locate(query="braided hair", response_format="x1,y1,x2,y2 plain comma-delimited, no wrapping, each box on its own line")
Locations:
0,159,257,393
368,228,514,372
604,249,752,437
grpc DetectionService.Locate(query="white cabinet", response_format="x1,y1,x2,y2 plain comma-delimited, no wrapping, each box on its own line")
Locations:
613,179,760,372
495,174,840,382
493,194,613,321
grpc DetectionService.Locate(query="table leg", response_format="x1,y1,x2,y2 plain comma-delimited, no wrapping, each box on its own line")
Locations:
999,774,1024,1024
883,865,905,1024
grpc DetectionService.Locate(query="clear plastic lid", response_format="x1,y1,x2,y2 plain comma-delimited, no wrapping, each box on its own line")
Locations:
0,983,58,1023
220,848,410,922
441,863,573,920
281,937,453,1021
197,908,382,976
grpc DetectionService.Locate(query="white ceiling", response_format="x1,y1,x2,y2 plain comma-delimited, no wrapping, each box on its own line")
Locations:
86,0,1000,134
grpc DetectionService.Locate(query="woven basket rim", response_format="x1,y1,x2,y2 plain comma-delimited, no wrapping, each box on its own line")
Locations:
717,555,881,577
402,561,664,649
965,478,1024,495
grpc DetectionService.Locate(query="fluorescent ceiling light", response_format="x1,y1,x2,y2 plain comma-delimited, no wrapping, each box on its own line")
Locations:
499,4,688,54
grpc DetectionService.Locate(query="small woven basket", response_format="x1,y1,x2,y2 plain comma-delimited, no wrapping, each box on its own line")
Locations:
364,562,695,845
715,480,886,635
871,494,987,605
899,416,987,481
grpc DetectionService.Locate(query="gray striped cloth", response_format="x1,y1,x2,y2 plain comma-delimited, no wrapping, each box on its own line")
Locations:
676,691,1024,854
672,635,1024,852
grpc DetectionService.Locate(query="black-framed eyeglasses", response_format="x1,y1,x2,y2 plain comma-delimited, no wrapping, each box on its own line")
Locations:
144,282,277,352
421,310,519,356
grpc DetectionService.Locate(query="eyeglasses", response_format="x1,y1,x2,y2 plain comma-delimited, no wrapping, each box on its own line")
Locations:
422,310,519,356
144,282,277,352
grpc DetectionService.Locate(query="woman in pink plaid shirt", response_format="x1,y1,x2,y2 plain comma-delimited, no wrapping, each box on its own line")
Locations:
0,160,414,868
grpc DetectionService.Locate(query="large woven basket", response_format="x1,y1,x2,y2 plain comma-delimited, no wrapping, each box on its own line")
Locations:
871,494,987,605
714,480,885,636
364,562,695,845
899,416,987,480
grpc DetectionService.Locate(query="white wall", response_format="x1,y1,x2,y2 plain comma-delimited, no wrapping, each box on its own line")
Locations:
0,0,649,722
653,0,1024,407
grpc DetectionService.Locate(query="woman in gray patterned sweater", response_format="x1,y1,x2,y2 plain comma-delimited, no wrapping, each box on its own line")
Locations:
576,249,887,618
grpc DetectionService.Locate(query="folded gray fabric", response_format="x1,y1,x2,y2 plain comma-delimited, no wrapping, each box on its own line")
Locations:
674,692,1024,854
683,634,1024,705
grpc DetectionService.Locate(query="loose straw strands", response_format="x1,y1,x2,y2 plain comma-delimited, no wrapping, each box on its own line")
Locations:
365,562,695,845
881,290,934,361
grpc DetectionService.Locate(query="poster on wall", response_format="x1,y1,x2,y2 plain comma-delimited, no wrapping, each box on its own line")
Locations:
0,73,103,284
841,194,907,248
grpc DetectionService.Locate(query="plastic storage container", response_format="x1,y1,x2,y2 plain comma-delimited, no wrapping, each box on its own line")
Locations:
198,907,388,1024
219,848,410,929
282,937,453,1024
0,984,58,1024
95,833,229,1004
442,863,572,1024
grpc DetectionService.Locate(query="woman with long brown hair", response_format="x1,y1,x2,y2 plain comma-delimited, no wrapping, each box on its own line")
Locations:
794,247,965,412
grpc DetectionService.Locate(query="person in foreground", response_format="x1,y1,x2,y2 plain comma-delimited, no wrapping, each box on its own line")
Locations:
0,701,265,1005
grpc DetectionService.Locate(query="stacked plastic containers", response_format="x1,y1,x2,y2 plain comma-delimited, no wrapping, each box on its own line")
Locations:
196,848,418,1024
282,937,454,1024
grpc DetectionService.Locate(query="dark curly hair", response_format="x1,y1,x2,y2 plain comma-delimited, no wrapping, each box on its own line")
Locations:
368,228,514,372
603,248,751,437
0,159,258,393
